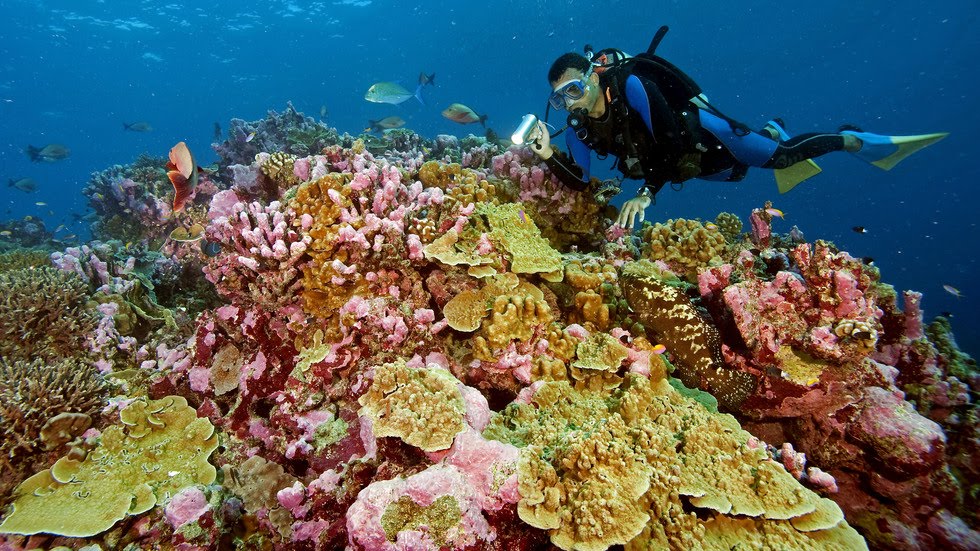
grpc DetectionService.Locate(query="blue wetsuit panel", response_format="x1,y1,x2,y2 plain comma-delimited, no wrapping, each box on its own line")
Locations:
624,75,655,135
565,130,592,180
699,109,777,167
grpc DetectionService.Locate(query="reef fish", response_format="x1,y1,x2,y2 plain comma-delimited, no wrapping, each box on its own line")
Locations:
166,141,199,213
213,121,222,140
123,121,153,132
764,207,785,219
364,81,424,105
366,116,406,133
418,72,436,86
442,103,487,127
943,285,963,298
170,223,205,242
7,178,36,192
852,226,867,233
26,143,70,162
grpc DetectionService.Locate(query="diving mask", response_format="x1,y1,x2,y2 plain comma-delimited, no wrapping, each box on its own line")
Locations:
548,67,593,110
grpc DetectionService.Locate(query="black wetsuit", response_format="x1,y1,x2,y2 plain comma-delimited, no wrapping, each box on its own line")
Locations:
544,71,846,195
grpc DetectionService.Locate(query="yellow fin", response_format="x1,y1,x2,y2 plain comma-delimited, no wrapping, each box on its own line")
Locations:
775,159,822,194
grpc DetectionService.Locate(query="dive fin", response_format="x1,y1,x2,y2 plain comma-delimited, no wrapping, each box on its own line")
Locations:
766,119,823,193
841,130,949,170
775,162,823,194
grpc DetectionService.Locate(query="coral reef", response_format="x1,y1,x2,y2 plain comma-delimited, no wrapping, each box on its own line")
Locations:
1,122,976,551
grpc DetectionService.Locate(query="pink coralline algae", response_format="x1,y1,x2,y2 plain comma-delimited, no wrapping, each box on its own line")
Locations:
165,487,211,530
699,236,979,550
346,463,500,551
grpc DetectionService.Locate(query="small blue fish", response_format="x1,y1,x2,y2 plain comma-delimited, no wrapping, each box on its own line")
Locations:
201,240,222,257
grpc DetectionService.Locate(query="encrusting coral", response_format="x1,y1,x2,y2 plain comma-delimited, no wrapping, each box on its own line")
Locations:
640,218,728,282
358,359,466,452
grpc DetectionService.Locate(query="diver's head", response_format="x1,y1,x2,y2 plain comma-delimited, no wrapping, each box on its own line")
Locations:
547,53,602,115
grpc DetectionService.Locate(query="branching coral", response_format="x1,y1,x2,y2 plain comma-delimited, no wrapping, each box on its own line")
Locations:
0,249,52,273
0,266,95,361
203,195,310,314
0,356,105,463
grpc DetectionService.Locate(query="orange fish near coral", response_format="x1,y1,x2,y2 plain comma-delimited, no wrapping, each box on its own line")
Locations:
651,343,667,355
167,141,199,213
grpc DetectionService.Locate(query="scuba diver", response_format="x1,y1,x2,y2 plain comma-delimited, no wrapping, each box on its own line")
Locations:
524,27,948,229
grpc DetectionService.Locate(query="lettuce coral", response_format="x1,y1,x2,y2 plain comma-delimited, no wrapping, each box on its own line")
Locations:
0,395,218,537
484,375,863,550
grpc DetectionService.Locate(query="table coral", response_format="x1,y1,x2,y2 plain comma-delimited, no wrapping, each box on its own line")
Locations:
0,395,217,537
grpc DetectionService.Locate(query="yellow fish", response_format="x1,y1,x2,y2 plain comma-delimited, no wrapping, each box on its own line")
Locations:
651,343,667,355
765,207,785,219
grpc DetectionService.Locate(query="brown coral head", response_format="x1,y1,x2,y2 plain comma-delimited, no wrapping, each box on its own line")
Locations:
40,412,93,451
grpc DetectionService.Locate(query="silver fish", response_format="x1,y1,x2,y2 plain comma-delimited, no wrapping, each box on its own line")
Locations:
364,81,423,105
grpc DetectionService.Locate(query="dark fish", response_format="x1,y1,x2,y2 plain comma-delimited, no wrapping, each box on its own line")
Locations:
939,311,953,318
852,226,867,233
26,143,70,162
166,141,199,212
213,122,222,141
123,121,153,132
419,72,436,86
366,116,406,133
861,256,875,266
201,240,222,257
442,103,487,127
8,177,37,192
485,128,511,148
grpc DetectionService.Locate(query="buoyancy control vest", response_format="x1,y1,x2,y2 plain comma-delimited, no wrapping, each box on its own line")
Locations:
579,26,751,191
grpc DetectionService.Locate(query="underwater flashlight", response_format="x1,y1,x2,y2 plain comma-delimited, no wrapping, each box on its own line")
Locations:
511,114,539,145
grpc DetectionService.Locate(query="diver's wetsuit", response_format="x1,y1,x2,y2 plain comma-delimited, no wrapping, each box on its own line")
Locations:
544,71,847,195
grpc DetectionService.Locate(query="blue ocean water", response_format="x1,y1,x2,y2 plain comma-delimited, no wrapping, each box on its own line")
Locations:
0,0,977,355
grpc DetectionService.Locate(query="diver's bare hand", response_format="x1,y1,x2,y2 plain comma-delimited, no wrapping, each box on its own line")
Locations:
616,195,652,230
530,121,553,159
